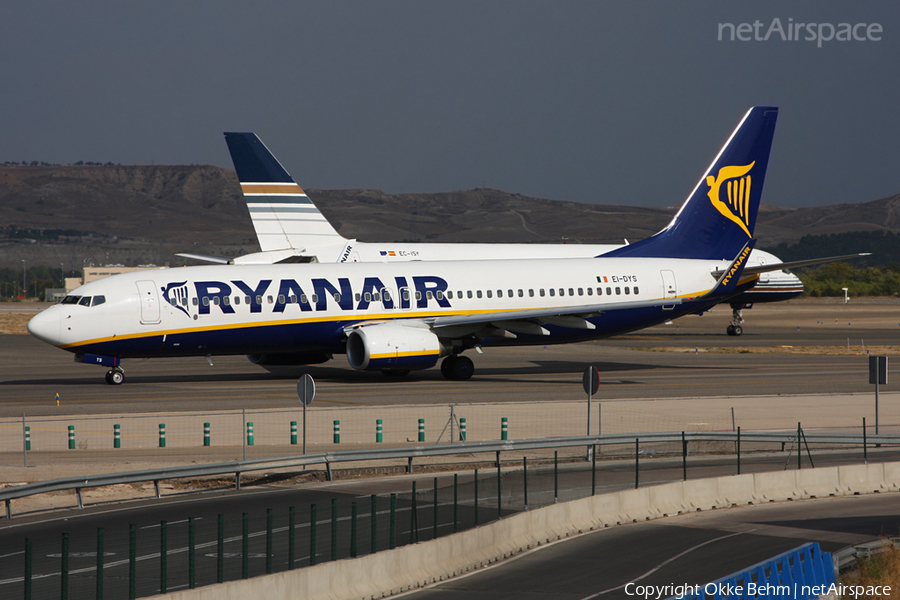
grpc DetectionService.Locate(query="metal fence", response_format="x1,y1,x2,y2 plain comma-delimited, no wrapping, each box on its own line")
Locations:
2,401,894,468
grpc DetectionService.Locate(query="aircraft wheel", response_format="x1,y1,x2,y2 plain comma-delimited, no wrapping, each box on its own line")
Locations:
440,357,457,380
381,369,410,377
726,325,735,336
450,356,474,381
104,371,113,384
107,369,124,385
732,325,743,336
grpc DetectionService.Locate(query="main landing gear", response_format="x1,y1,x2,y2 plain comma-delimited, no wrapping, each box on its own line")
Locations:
104,367,125,385
441,355,474,381
727,302,745,336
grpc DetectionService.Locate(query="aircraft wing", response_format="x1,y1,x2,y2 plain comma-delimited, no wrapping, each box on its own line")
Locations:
711,253,870,277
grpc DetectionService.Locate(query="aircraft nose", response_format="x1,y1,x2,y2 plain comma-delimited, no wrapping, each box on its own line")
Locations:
27,306,61,345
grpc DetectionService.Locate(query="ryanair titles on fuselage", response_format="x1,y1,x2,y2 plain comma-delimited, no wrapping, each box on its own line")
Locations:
162,275,452,318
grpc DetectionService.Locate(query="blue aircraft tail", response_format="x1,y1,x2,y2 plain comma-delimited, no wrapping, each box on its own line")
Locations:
603,106,778,261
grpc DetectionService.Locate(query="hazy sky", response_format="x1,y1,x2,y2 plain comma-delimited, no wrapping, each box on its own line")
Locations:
2,1,898,208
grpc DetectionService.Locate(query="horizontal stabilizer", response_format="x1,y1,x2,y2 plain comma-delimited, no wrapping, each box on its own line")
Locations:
713,253,871,277
175,253,233,265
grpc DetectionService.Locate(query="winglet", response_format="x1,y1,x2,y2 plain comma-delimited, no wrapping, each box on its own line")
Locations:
707,238,757,297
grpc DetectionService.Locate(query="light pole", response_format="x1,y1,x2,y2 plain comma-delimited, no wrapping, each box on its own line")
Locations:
60,263,65,288
21,260,26,300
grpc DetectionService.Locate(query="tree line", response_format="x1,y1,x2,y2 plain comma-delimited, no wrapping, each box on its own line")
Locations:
762,231,900,297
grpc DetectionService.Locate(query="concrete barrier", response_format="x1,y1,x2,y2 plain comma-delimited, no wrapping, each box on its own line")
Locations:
796,466,840,498
153,461,900,600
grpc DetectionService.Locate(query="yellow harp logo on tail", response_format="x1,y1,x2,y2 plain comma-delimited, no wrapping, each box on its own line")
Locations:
706,161,755,238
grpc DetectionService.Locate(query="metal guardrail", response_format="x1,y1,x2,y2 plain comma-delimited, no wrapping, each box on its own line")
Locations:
1,430,896,518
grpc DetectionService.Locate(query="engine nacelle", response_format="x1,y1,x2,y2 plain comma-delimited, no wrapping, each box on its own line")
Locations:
346,324,442,371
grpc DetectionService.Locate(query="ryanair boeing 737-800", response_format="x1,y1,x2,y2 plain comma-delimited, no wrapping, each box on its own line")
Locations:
26,107,862,384
177,118,807,336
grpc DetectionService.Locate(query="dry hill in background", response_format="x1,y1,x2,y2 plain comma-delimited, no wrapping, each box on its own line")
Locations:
1,164,899,269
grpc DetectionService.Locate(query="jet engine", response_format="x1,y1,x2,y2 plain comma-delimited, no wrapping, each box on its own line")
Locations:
346,324,443,371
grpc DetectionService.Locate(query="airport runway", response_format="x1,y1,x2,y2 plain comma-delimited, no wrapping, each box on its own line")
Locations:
0,301,896,418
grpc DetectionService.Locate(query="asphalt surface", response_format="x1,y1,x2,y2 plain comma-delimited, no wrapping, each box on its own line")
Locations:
1,301,896,417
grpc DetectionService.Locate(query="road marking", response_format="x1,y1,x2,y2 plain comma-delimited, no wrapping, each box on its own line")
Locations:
578,529,752,598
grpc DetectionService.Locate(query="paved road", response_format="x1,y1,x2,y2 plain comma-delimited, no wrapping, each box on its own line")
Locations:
402,492,897,600
0,301,896,417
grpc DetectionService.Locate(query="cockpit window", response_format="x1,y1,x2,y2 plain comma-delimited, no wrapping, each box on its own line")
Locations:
61,295,81,305
92,296,106,307
78,296,92,307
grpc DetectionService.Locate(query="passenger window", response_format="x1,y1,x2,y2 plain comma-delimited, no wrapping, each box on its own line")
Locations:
289,295,297,303
278,295,285,304
487,290,493,298
549,289,555,297
518,289,523,298
528,289,534,297
383,291,392,302
234,296,241,305
587,288,593,296
569,288,574,296
402,290,410,301
606,287,612,295
540,289,545,297
193,297,199,306
415,291,422,301
225,296,232,305
256,295,262,305
508,289,513,297
578,288,583,296
92,296,106,307
426,291,433,300
615,287,621,295
373,292,380,301
78,296,92,307
446,291,452,299
476,290,482,299
300,294,308,304
467,291,473,299
267,296,273,304
624,287,630,295
311,294,319,303
245,296,251,304
559,288,565,297
436,290,443,301
213,296,221,305
202,297,210,306
355,293,361,302
334,293,341,302
634,286,640,295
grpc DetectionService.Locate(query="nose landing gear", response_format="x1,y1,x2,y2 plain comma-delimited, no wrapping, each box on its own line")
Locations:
105,367,125,385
